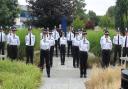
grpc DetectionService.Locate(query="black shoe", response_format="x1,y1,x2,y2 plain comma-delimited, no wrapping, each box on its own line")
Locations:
80,75,83,78
84,75,86,78
48,74,50,78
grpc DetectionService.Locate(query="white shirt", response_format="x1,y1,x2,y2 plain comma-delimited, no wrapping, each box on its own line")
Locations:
60,36,67,45
25,33,35,46
66,32,74,41
79,38,90,52
0,32,6,42
7,33,12,44
100,37,112,50
100,35,110,45
72,36,81,46
9,34,20,46
79,32,83,40
122,36,128,48
52,30,60,40
48,36,55,47
113,34,123,45
40,39,50,50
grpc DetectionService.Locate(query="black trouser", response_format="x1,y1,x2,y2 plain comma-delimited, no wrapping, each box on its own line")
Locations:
50,46,54,67
60,45,66,65
73,46,79,68
102,50,111,68
10,45,18,60
55,40,58,57
40,49,50,76
123,47,128,57
0,42,5,59
26,46,34,64
67,41,72,57
113,45,121,65
7,44,11,58
80,51,88,76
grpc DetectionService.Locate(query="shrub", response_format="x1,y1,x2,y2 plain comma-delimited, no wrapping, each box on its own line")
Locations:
85,20,95,29
0,60,42,89
73,16,85,30
86,66,121,89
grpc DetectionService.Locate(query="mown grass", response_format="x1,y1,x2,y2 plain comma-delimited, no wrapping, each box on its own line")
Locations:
86,66,121,89
0,60,42,89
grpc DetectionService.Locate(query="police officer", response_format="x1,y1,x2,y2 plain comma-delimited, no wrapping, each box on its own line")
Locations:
49,31,55,67
113,28,123,65
52,26,60,57
60,32,67,65
79,31,90,78
9,27,20,60
40,30,50,77
100,30,112,68
7,27,13,58
0,26,6,60
122,28,128,57
25,26,35,64
72,31,81,68
67,26,74,57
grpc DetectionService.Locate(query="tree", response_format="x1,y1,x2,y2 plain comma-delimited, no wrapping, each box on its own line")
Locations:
99,15,114,28
73,16,84,30
88,10,99,26
29,0,74,28
115,0,128,34
106,6,115,18
0,0,19,26
73,0,87,19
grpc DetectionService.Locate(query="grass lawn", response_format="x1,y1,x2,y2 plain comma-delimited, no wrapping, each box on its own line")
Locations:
0,60,42,89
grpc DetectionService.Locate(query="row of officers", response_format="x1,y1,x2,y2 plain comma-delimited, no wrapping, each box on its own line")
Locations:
0,25,128,78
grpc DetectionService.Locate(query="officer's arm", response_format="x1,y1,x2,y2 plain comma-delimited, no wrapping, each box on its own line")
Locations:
18,37,20,46
33,35,36,45
88,41,90,52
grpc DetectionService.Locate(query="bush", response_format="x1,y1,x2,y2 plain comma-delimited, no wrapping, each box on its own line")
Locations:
85,20,95,29
0,60,42,89
73,16,85,30
86,66,121,89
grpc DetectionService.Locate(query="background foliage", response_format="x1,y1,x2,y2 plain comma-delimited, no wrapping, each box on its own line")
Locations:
0,0,19,26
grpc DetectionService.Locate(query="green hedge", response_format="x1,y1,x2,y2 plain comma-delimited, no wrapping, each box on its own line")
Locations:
0,60,41,89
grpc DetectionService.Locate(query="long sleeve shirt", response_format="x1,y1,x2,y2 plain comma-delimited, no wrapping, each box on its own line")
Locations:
66,32,74,41
79,38,90,52
52,30,60,40
113,34,123,45
40,39,50,50
0,32,6,42
100,37,112,50
25,33,35,46
60,37,67,45
9,34,20,46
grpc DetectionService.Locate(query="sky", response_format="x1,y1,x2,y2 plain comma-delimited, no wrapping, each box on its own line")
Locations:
18,0,116,16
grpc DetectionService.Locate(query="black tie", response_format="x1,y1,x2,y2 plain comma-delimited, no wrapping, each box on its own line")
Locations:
118,35,119,45
70,32,71,41
125,36,127,47
30,34,31,45
1,32,2,42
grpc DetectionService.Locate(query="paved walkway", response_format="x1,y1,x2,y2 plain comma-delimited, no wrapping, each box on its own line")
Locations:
39,56,90,89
